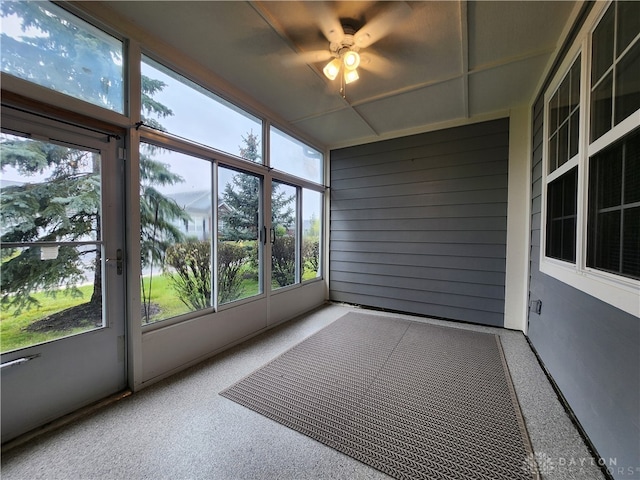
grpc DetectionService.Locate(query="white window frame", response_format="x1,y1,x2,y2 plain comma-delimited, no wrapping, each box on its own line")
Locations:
540,0,640,318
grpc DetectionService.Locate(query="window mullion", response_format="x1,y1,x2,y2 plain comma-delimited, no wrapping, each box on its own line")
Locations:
296,186,303,285
212,161,219,310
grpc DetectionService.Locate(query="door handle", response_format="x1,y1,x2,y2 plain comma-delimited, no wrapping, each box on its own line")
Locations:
106,249,123,275
270,227,276,244
0,354,40,370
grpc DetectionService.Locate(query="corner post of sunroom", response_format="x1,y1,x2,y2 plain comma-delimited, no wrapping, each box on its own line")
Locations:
505,107,532,332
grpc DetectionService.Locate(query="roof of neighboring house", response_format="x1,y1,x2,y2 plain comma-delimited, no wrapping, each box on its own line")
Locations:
166,190,232,215
167,190,212,214
0,179,24,189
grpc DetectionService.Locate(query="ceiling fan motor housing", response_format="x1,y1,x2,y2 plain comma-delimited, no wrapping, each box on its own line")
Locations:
330,23,361,58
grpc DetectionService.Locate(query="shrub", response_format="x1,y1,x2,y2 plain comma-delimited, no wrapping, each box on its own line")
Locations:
164,240,212,311
302,238,319,277
272,235,295,287
217,241,249,304
162,240,251,309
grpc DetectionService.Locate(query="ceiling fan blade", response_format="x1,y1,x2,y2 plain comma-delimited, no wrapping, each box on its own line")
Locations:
358,52,396,78
306,2,344,44
283,50,333,66
354,2,413,49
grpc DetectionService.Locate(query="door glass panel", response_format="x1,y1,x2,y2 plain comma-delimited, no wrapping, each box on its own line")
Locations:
1,134,104,352
0,1,124,113
271,181,297,289
302,189,322,280
140,143,213,324
217,167,262,304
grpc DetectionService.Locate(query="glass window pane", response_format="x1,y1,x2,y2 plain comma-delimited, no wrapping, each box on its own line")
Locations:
591,4,615,84
622,206,640,278
1,246,103,353
588,129,639,280
546,220,562,260
302,189,322,280
140,143,213,325
616,0,640,56
558,121,569,168
592,210,621,272
271,181,297,289
549,132,558,173
270,127,323,184
595,145,623,209
141,56,262,161
1,134,104,352
217,167,262,304
1,134,101,243
561,217,576,263
546,168,577,263
591,73,613,142
548,55,580,174
549,90,560,133
614,42,640,126
0,1,124,113
563,167,577,216
624,129,640,204
549,176,564,218
570,56,581,110
558,75,570,121
569,111,579,158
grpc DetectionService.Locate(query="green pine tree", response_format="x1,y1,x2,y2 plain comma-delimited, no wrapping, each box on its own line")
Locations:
220,131,294,241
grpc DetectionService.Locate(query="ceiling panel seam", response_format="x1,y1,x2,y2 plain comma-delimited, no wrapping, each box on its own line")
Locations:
468,47,555,74
290,72,467,126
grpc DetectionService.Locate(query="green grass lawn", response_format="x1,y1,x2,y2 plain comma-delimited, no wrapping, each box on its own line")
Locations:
1,285,97,353
142,274,261,321
1,275,190,351
2,268,320,352
141,274,191,324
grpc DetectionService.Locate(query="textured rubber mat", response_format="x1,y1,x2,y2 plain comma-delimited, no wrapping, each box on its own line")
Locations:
221,312,537,480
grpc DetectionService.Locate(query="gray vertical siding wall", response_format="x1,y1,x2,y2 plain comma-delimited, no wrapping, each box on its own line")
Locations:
529,96,640,477
330,119,509,327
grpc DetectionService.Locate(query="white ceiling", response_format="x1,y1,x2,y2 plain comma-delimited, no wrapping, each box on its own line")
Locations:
92,1,577,149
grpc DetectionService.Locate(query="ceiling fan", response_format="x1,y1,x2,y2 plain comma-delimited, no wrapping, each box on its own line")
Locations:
294,2,412,94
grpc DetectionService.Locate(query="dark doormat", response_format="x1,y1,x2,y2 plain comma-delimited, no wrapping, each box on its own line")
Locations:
220,312,538,479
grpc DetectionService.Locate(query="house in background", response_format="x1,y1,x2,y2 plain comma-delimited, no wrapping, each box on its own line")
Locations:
0,1,637,478
167,190,213,241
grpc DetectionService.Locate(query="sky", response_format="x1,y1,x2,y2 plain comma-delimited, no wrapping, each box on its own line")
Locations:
142,57,323,193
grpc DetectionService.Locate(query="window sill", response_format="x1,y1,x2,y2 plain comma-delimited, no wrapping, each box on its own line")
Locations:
540,258,639,318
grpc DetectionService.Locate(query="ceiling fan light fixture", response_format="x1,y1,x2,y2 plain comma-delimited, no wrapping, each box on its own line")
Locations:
344,68,359,84
323,58,341,80
343,50,360,70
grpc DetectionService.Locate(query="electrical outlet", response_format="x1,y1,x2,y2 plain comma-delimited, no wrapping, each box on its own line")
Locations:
530,299,542,315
